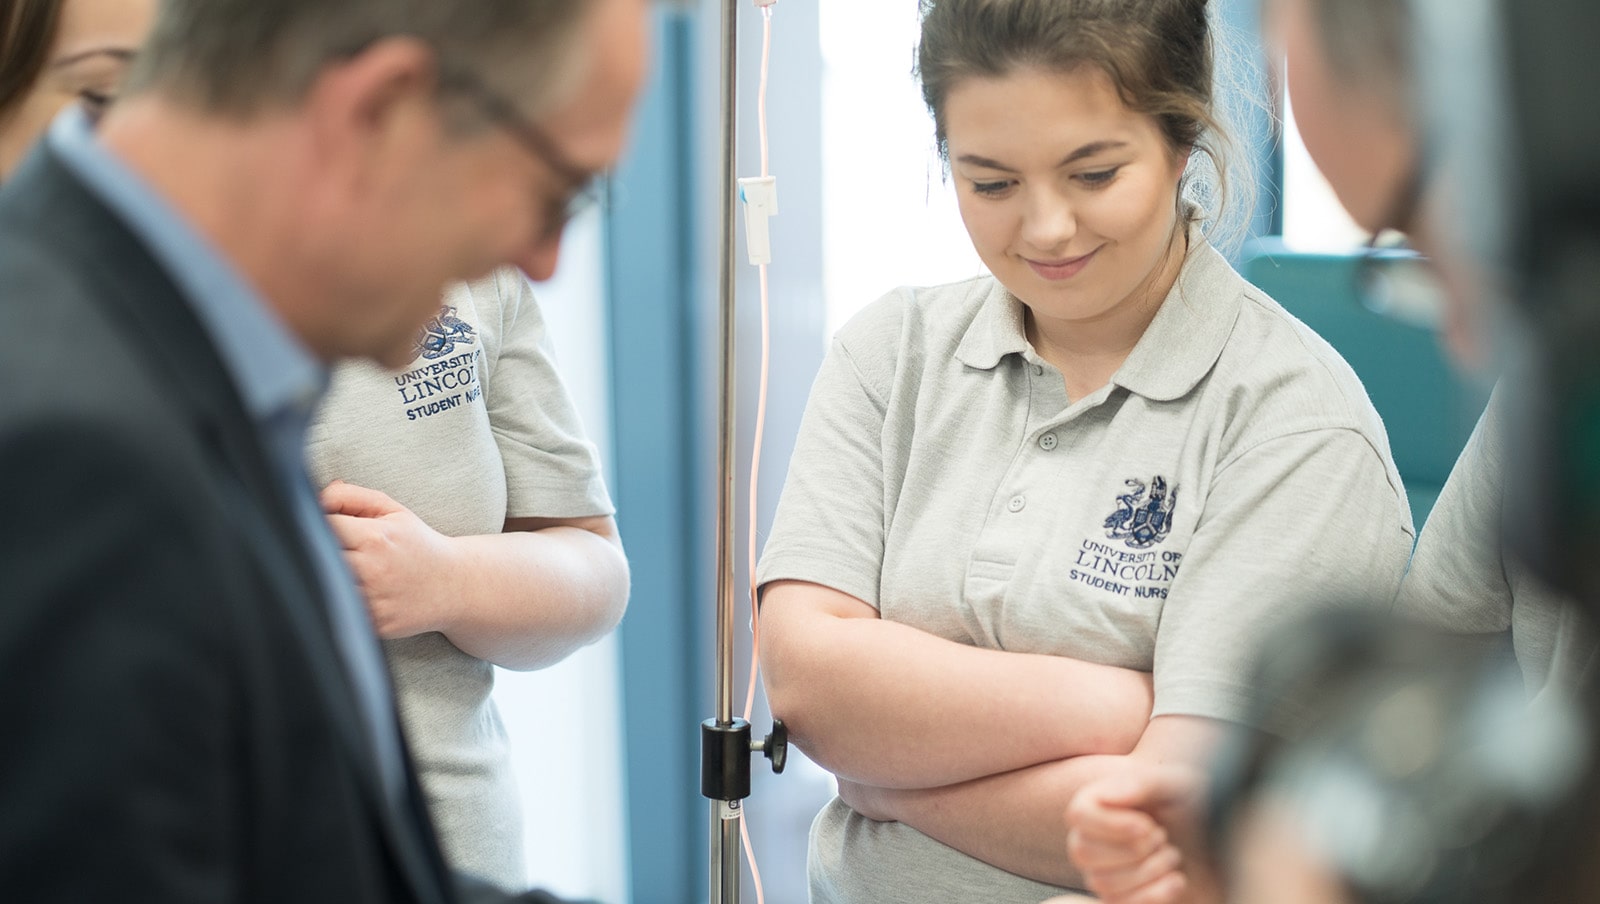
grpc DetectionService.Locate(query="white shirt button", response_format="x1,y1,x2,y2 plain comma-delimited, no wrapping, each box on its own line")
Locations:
1007,494,1026,513
1039,433,1058,451
1032,364,1045,376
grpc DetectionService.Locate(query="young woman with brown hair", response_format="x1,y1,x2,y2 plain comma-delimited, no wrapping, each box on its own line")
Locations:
757,1,1414,900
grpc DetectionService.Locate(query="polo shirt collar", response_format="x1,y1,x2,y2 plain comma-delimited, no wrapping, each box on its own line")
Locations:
953,221,1243,402
1111,228,1242,401
955,278,1031,370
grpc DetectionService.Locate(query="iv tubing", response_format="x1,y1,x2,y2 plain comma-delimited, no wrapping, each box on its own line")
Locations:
740,9,775,904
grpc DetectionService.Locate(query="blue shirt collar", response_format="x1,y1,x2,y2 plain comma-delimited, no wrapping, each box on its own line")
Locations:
47,107,325,424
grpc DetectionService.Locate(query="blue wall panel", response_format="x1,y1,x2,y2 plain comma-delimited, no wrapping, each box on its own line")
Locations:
607,11,706,903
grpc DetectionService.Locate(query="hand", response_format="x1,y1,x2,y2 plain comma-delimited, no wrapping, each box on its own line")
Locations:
835,778,898,823
321,480,461,639
1065,763,1219,904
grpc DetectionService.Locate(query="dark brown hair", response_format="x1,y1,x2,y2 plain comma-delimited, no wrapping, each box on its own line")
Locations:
0,0,63,123
916,0,1253,245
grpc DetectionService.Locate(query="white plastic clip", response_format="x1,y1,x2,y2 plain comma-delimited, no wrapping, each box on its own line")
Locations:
738,175,779,266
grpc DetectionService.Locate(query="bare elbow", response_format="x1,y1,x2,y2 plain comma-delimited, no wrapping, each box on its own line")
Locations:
572,528,631,644
594,556,629,637
758,615,830,748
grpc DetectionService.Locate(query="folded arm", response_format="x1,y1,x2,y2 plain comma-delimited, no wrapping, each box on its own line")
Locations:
324,481,629,670
760,580,1154,790
840,716,1224,888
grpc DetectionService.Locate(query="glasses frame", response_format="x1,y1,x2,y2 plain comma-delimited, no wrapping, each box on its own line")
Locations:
437,64,607,240
1354,147,1447,330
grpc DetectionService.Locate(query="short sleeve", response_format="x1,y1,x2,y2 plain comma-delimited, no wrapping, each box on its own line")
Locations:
484,272,613,520
1397,392,1592,695
1394,398,1514,634
1153,428,1415,723
756,337,890,609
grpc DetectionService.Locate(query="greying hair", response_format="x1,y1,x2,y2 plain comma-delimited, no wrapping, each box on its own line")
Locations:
122,0,594,120
916,0,1259,250
1303,0,1412,115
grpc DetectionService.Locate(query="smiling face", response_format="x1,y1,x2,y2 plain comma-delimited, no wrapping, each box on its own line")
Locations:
943,65,1190,347
0,0,156,178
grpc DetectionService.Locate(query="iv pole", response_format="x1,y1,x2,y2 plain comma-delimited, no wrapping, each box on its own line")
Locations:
703,2,786,903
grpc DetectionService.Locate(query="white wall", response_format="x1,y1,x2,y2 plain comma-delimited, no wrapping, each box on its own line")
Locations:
820,0,985,334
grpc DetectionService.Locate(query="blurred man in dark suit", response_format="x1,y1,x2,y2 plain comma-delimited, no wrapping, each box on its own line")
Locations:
0,1,649,901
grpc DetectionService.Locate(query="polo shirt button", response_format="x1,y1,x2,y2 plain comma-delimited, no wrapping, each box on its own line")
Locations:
1007,494,1026,513
1032,364,1045,376
1039,433,1058,451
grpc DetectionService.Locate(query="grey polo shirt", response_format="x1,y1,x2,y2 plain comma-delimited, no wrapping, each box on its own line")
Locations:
306,270,614,889
1395,387,1597,699
756,236,1416,903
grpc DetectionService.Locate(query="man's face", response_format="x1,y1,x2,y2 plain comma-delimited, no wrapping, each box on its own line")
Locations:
1266,0,1489,366
1267,0,1414,235
335,0,652,368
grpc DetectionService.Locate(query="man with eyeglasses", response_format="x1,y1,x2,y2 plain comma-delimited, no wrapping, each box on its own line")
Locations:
0,0,649,901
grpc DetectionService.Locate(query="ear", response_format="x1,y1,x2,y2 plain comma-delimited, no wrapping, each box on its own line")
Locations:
299,37,442,198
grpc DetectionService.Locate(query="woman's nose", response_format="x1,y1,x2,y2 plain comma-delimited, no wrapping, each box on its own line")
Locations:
1019,186,1078,254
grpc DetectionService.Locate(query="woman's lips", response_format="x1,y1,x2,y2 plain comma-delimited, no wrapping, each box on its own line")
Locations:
1025,246,1102,281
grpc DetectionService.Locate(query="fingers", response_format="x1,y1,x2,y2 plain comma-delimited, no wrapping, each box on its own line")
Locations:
1081,842,1185,901
320,479,401,518
1067,787,1166,868
1068,817,1167,871
1099,869,1189,904
324,512,381,551
1067,768,1216,904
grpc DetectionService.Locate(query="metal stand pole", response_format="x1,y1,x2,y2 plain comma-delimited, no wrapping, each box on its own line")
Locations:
702,2,785,903
707,0,743,901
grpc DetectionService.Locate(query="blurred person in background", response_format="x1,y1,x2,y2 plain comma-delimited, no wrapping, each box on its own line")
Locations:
0,1,631,892
0,0,650,901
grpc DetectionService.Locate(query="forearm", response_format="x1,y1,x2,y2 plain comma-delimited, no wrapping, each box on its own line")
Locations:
873,755,1127,887
762,583,1152,789
876,716,1226,888
439,521,629,670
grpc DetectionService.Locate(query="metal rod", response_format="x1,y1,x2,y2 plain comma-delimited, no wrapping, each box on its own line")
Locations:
714,0,739,733
711,803,742,904
711,0,742,902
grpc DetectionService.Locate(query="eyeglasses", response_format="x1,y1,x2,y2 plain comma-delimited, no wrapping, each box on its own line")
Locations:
1356,236,1447,331
438,65,607,240
1355,153,1446,331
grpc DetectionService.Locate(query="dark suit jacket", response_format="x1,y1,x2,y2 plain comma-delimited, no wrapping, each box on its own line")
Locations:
0,146,573,904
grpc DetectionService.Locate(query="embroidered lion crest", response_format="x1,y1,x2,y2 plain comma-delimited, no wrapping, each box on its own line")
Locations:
413,306,478,360
1104,476,1178,550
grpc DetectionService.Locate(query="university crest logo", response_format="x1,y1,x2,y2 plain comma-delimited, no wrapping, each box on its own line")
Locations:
414,306,478,360
1104,476,1178,550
